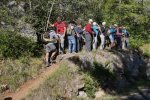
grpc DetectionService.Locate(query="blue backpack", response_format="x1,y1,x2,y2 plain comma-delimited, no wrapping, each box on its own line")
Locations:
110,27,115,34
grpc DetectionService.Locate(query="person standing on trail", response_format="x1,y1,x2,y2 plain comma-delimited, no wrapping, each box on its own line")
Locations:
74,19,83,52
67,21,76,53
84,19,94,52
51,17,66,54
92,22,101,50
100,22,107,50
122,27,130,50
44,27,59,67
108,24,117,49
115,25,123,50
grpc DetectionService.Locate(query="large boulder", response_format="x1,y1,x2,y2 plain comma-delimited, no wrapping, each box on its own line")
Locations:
7,1,17,7
67,50,145,77
17,19,37,41
25,50,148,99
63,50,146,91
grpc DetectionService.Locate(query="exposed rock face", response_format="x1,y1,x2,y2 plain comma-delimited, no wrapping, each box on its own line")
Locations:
7,1,17,7
7,1,25,11
1,1,36,41
67,50,145,77
65,50,146,91
17,20,37,41
78,91,88,98
95,88,105,99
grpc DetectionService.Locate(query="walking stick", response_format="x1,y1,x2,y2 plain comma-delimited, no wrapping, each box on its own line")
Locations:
45,0,55,31
45,0,64,54
58,35,61,54
42,0,56,42
42,0,55,41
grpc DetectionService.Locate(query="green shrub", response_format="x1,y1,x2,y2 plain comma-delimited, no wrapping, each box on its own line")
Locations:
140,44,150,57
0,7,15,25
130,33,150,49
84,74,97,98
0,30,43,58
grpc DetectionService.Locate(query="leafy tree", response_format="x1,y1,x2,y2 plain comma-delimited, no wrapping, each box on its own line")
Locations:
0,0,149,47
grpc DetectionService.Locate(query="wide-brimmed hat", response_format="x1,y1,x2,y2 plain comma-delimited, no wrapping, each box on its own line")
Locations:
89,19,93,23
114,24,118,27
102,22,106,26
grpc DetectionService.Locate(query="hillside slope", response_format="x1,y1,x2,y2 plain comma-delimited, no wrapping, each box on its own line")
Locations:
24,50,149,100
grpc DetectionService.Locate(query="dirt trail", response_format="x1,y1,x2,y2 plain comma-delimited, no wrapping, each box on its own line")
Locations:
1,64,60,100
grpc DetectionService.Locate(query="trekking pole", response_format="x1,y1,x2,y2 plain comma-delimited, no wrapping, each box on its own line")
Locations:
45,0,55,31
58,35,61,54
42,0,55,42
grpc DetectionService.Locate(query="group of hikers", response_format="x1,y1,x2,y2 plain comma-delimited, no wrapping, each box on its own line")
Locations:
43,17,130,67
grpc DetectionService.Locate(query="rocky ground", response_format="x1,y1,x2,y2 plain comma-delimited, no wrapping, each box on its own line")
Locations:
5,50,148,100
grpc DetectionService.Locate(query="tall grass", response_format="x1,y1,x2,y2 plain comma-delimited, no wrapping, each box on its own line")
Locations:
25,63,72,100
0,56,45,93
0,29,45,93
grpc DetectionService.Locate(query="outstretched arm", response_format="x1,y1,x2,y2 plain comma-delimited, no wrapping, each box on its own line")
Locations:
48,23,54,27
43,34,57,43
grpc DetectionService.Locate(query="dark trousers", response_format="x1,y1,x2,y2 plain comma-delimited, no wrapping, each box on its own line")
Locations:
116,35,122,49
85,33,92,52
76,37,83,52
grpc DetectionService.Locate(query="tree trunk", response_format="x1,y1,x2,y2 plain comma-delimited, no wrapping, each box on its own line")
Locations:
29,0,32,10
45,0,55,31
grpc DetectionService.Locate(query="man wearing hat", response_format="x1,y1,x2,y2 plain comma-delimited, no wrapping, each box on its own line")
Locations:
84,19,94,52
108,24,117,49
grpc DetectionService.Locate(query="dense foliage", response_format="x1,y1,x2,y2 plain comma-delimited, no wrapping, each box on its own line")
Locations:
0,29,43,58
25,0,150,47
26,0,149,30
0,0,149,58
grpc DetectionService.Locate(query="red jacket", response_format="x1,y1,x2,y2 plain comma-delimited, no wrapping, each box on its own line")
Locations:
54,21,66,34
85,23,93,34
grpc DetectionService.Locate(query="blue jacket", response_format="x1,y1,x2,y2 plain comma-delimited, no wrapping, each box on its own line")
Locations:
110,27,116,34
92,25,99,35
122,29,129,37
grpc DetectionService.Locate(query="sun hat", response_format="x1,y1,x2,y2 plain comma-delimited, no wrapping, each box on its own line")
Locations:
88,19,93,23
102,22,106,26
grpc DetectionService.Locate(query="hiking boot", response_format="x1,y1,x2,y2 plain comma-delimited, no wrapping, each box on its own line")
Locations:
45,61,50,67
59,51,63,55
51,60,56,64
72,52,77,54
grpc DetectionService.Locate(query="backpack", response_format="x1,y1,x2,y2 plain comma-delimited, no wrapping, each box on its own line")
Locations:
125,31,129,37
36,31,50,44
122,29,129,37
67,24,76,35
101,26,106,35
110,28,114,34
